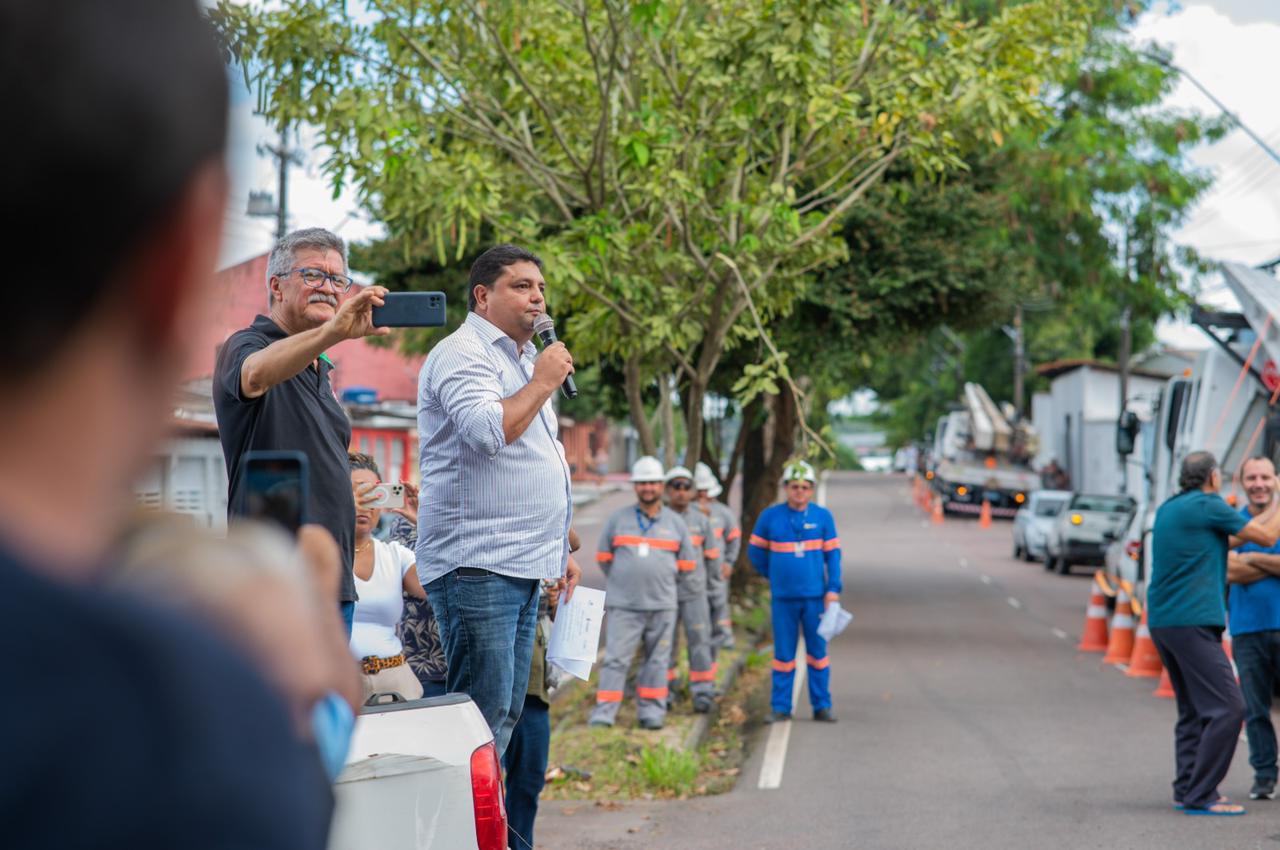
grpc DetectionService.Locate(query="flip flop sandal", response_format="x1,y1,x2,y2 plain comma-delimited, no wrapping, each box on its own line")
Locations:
1173,795,1228,810
1184,801,1246,816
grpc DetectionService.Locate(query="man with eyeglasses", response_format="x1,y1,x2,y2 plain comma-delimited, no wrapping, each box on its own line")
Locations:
748,460,842,724
214,227,389,636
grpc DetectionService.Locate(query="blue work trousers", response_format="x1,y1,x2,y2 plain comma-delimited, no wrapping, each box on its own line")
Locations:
426,569,539,759
503,694,550,850
771,596,831,714
1235,630,1280,784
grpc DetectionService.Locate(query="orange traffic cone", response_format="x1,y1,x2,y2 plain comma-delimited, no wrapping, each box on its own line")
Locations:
979,499,992,529
1125,608,1163,678
1154,666,1175,698
1102,587,1137,665
931,494,945,525
1078,576,1110,652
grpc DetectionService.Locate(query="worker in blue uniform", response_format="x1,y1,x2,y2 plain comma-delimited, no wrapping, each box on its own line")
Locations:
748,460,842,723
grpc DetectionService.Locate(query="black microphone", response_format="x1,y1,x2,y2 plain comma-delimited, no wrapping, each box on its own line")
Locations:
532,313,578,399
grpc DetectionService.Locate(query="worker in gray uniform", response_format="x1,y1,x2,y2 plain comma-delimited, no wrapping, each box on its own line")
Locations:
665,465,721,713
590,456,698,730
696,462,741,653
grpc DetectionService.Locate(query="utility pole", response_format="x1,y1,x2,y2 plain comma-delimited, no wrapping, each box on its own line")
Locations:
1117,229,1132,495
1012,304,1025,417
248,126,302,241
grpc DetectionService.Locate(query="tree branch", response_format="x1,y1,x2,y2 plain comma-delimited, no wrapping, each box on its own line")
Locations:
715,252,835,458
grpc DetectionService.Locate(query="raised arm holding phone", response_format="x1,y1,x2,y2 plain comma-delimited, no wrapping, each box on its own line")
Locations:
214,228,391,636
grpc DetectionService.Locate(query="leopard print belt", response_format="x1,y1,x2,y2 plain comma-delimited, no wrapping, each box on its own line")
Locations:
360,654,406,675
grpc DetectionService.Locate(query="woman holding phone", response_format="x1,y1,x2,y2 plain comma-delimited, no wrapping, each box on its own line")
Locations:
349,452,427,704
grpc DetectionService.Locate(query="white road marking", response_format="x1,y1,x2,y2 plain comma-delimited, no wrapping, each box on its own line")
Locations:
758,636,807,791
980,574,992,585
1007,597,1022,609
1052,628,1069,640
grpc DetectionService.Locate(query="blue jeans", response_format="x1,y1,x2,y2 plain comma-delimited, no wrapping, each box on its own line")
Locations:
426,570,539,758
420,679,448,698
339,601,355,639
1235,630,1280,783
503,694,550,850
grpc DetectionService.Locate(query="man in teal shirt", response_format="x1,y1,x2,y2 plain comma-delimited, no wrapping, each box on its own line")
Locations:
1149,451,1280,816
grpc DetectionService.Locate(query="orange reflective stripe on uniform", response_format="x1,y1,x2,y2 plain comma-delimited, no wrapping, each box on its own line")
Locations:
689,665,717,683
596,690,623,702
705,547,722,560
691,534,705,546
749,534,769,548
727,528,741,540
667,668,678,681
611,535,680,552
714,527,724,539
676,559,696,571
767,540,824,554
772,658,797,672
596,551,613,563
823,538,841,551
636,686,669,700
806,655,830,670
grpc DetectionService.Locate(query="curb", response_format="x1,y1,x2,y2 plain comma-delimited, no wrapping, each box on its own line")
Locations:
681,651,749,752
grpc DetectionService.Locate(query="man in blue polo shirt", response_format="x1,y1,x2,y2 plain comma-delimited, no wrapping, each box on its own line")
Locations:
1228,456,1280,801
1149,451,1280,816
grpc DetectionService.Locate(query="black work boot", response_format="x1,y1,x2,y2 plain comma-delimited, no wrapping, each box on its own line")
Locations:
813,708,838,723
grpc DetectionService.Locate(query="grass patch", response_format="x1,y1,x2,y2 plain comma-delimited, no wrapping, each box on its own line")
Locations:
543,587,776,801
638,744,699,795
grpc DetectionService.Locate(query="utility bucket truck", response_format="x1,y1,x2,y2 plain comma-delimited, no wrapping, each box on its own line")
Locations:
1124,262,1280,598
929,383,1040,518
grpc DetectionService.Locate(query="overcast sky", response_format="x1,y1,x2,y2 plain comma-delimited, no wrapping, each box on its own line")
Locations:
217,1,1280,352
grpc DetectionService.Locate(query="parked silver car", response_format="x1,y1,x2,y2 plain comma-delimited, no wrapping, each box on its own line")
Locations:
1046,493,1137,575
1012,490,1071,562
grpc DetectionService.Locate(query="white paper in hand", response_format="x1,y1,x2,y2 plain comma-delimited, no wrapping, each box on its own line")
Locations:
547,586,606,681
817,601,853,641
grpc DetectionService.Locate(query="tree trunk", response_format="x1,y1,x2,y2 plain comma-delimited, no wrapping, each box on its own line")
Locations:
623,355,657,457
730,390,797,595
683,375,707,471
658,372,677,469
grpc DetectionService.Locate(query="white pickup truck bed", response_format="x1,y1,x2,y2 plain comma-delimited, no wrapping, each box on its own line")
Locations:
330,693,500,850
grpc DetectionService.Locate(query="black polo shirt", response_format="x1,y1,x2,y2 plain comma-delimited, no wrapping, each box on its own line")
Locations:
213,314,356,603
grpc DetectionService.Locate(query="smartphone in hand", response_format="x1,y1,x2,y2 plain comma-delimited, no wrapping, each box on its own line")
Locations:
238,451,309,534
366,483,406,509
371,292,447,327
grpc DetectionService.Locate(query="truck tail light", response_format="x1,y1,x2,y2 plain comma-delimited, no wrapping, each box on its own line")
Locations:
470,741,507,850
1125,540,1141,562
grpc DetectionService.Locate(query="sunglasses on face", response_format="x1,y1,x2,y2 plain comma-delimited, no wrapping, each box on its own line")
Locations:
667,481,693,491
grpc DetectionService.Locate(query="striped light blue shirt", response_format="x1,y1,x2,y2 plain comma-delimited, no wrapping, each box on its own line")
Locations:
416,312,572,585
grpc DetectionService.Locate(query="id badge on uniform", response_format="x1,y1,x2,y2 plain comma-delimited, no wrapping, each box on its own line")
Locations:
794,544,804,558
638,542,651,558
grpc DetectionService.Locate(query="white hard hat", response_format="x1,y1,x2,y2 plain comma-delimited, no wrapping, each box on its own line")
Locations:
694,462,723,497
630,456,665,483
783,460,817,484
664,465,694,484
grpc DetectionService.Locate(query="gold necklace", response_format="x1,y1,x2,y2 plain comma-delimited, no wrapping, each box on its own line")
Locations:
355,541,372,554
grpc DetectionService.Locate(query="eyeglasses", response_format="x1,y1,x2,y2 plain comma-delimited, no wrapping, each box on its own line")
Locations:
284,267,354,293
667,481,693,490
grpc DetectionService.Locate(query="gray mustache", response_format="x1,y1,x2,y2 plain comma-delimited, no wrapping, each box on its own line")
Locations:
308,294,338,307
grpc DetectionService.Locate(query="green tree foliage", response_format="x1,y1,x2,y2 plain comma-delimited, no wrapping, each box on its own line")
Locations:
214,0,1094,468
852,20,1224,448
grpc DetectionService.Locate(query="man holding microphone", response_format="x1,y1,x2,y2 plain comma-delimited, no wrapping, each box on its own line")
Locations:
416,244,580,756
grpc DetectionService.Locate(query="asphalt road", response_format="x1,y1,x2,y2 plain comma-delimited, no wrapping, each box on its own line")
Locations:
537,472,1277,850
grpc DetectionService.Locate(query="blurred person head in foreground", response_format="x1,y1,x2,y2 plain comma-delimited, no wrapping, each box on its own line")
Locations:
0,1,336,846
